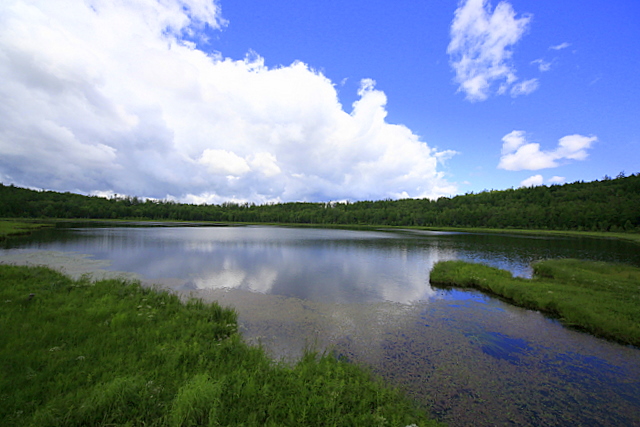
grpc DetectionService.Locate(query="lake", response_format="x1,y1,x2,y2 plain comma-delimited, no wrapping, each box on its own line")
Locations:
2,224,639,425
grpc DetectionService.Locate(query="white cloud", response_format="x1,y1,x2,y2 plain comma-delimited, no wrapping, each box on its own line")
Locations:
510,78,539,97
500,130,527,155
531,59,551,72
555,135,595,160
447,0,534,101
0,0,456,203
249,152,282,178
550,42,571,50
520,174,565,188
498,131,596,171
548,176,565,184
198,149,251,176
520,174,543,187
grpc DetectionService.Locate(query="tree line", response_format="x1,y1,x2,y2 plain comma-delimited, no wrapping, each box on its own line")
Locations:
1,173,639,232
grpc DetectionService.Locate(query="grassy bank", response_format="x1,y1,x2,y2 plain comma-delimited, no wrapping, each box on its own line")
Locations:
0,265,438,426
233,223,640,246
391,225,640,245
0,220,50,240
430,259,640,346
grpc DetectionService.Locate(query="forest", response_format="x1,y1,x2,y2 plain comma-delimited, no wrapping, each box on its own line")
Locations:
1,173,639,233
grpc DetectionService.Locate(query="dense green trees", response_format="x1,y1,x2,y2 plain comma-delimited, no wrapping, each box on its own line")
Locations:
1,173,639,232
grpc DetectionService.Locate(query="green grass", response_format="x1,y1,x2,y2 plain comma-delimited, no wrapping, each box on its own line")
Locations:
0,265,438,426
430,259,640,346
0,220,50,240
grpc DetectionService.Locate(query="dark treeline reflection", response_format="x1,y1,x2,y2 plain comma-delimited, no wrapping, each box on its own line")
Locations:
1,173,639,232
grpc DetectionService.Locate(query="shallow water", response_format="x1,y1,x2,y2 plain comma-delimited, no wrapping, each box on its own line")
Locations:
2,225,639,425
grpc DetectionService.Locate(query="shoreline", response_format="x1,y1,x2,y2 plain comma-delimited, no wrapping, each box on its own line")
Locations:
3,217,639,245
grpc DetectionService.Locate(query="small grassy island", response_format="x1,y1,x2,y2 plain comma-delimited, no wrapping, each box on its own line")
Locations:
0,265,439,426
430,259,640,347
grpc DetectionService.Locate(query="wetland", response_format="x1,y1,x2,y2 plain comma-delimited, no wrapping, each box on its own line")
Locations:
2,223,640,425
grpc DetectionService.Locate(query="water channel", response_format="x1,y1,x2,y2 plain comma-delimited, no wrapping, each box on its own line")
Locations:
2,224,639,426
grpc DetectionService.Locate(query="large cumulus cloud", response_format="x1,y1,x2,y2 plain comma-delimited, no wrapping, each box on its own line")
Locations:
0,0,456,203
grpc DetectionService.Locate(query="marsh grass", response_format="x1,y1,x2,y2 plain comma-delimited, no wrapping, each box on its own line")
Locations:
0,220,50,240
0,265,437,426
430,259,640,346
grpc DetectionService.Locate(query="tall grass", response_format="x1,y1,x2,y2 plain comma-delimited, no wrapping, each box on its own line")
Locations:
0,265,438,426
430,259,640,346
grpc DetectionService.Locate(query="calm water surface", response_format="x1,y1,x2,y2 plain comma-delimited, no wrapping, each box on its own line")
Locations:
2,225,639,426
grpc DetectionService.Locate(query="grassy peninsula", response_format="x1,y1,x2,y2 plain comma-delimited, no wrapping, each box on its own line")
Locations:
430,259,640,346
0,220,50,240
0,264,438,426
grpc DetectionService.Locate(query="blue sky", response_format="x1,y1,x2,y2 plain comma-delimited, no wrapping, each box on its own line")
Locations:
1,0,638,203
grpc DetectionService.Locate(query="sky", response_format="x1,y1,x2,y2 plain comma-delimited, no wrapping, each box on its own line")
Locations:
1,0,638,204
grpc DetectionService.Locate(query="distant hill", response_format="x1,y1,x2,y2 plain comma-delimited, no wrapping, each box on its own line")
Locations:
1,174,639,232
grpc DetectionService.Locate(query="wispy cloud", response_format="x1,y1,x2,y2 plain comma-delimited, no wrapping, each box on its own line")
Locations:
499,131,597,171
447,0,533,101
550,42,571,50
531,59,551,72
510,78,539,97
0,0,456,203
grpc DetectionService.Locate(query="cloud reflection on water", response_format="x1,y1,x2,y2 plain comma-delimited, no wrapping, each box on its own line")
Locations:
182,239,457,304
